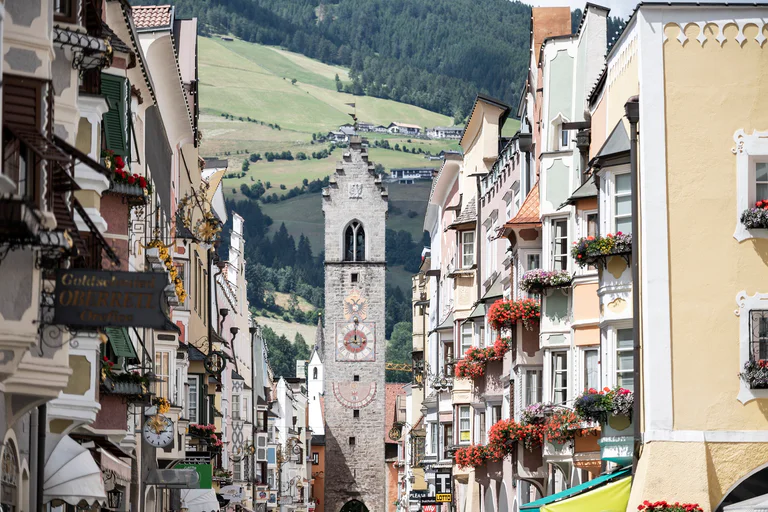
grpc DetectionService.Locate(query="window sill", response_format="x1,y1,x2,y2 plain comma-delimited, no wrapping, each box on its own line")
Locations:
733,224,768,243
737,384,768,404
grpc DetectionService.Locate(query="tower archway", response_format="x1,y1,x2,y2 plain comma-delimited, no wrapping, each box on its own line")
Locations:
340,499,369,512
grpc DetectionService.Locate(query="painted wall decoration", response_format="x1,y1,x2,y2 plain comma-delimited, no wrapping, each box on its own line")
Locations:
343,289,368,320
332,382,377,409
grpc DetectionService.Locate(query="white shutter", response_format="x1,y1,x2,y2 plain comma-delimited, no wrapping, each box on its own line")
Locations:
256,433,268,461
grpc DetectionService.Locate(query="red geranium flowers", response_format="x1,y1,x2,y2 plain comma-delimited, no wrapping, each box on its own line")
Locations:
487,298,541,331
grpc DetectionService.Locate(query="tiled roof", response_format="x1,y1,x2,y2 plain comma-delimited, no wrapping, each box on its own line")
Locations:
448,197,476,228
132,5,172,30
506,182,541,226
385,384,406,443
102,22,133,56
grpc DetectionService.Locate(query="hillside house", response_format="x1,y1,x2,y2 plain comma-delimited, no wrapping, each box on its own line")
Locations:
327,131,349,143
387,122,422,135
428,126,464,139
387,167,436,184
357,121,374,132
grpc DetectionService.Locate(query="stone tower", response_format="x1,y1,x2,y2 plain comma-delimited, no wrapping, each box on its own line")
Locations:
322,136,388,512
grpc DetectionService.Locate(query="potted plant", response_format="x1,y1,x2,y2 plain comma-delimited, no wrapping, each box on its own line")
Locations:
519,269,571,294
740,200,768,229
739,359,768,388
637,501,703,512
574,387,634,433
571,233,632,268
487,298,541,331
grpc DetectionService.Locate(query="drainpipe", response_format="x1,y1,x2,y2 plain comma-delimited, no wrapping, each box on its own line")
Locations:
36,404,46,512
29,409,38,512
475,175,482,301
624,96,641,475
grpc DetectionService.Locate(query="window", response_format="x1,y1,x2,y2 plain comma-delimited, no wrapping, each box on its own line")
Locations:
551,352,568,404
353,375,359,382
187,377,199,423
756,163,768,202
232,394,241,421
353,409,360,418
614,174,632,234
525,370,542,406
1,441,18,512
344,221,365,261
458,406,471,444
233,460,242,481
154,351,171,400
312,368,318,379
461,231,475,268
429,423,438,455
477,411,486,444
583,349,599,391
460,324,473,355
54,0,76,22
526,253,540,270
561,129,570,149
442,424,453,459
349,437,356,446
616,329,634,391
552,220,568,270
351,273,359,283
490,405,502,426
750,310,768,361
586,213,598,238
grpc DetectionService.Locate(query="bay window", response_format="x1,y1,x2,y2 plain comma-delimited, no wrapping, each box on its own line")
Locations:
551,351,568,404
461,231,475,268
458,406,471,444
551,220,568,270
616,329,634,391
614,173,632,234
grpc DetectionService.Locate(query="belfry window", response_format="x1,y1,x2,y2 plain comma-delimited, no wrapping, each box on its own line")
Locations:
344,221,365,262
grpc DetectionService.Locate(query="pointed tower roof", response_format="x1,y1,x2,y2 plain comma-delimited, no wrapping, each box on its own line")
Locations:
314,312,324,361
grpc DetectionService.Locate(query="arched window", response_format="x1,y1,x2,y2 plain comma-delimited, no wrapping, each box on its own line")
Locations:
1,441,18,512
312,367,318,379
344,221,365,262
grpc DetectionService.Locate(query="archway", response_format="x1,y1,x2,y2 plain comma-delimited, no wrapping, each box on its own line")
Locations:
340,499,369,512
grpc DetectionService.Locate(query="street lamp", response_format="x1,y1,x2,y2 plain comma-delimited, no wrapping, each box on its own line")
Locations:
107,488,123,510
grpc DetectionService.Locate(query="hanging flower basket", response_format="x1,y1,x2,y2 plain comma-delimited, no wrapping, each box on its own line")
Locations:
487,299,541,331
454,338,512,380
739,359,768,389
741,200,768,229
519,269,571,294
571,233,632,268
454,444,493,468
574,386,634,424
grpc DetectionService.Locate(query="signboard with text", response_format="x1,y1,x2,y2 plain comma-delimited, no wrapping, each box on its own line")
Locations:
422,505,436,512
53,269,179,331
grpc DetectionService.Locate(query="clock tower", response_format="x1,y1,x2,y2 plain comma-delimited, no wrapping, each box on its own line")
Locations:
322,136,388,512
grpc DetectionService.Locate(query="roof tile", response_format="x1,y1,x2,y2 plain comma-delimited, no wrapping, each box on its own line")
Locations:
507,182,541,226
132,5,172,30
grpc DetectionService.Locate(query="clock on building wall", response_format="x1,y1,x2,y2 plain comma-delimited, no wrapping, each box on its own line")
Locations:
343,290,368,320
335,320,376,362
142,414,174,448
332,382,377,409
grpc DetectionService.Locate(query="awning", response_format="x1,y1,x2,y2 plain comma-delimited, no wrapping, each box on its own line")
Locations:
98,448,132,484
181,489,219,512
539,476,631,512
43,435,107,506
435,314,454,332
724,493,768,511
104,327,138,361
520,468,631,511
464,303,486,321
146,468,200,488
481,278,504,303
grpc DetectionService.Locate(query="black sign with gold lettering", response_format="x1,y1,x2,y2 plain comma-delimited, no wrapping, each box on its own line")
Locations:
53,269,179,331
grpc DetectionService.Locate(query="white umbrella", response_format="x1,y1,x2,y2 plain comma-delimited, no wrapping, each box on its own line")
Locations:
181,489,220,512
43,435,107,506
724,494,768,512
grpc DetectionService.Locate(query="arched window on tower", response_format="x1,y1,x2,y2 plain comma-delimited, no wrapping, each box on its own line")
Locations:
313,367,318,379
344,221,366,262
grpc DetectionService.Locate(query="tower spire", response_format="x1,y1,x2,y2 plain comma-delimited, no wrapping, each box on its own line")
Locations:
314,311,324,359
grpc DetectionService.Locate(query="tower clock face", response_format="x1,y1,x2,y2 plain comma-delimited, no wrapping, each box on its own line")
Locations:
336,321,375,361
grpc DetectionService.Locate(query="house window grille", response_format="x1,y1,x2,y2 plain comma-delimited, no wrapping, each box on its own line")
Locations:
750,310,768,361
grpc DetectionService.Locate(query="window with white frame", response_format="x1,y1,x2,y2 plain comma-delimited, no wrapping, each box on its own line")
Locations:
551,220,568,271
154,351,171,400
233,459,242,481
461,231,475,268
485,226,493,280
460,324,473,354
551,351,568,404
526,253,541,271
756,163,768,202
232,394,241,420
524,369,542,406
187,376,199,423
490,404,502,426
616,329,634,391
458,406,471,444
583,349,599,391
477,411,486,444
733,130,768,241
430,423,438,455
614,173,632,234
586,212,598,238
561,128,570,150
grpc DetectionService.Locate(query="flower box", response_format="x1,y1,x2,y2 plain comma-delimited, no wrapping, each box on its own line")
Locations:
487,299,541,331
739,359,768,389
574,386,634,424
571,233,632,268
542,439,574,459
519,269,571,295
454,338,512,379
741,200,768,229
638,501,703,512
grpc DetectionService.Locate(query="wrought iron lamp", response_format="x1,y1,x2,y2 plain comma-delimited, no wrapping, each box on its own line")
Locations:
107,488,123,509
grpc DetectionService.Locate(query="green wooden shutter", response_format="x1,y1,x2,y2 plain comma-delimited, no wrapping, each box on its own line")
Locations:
104,327,138,360
101,74,130,159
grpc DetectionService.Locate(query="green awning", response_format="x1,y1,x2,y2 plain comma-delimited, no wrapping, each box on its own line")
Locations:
481,278,504,302
520,468,631,511
466,303,486,320
435,314,454,331
104,327,138,361
176,463,212,489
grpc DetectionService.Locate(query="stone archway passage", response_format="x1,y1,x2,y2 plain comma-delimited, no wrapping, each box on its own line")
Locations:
340,499,369,512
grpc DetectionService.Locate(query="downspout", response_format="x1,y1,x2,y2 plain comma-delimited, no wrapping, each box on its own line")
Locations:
624,96,641,475
29,407,38,512
36,404,46,512
475,175,482,301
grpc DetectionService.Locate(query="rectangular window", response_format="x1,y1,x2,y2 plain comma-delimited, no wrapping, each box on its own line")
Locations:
616,329,634,391
458,406,471,444
461,231,475,268
490,405,502,426
750,310,768,361
154,351,171,399
552,351,568,404
525,370,542,406
349,437,356,446
187,377,198,423
233,460,242,481
442,424,453,459
54,0,76,22
353,409,360,418
587,213,598,238
461,324,473,355
477,411,486,444
430,423,438,455
526,253,541,270
614,174,632,234
757,163,768,202
561,129,569,149
552,220,568,271
232,394,241,421
583,349,599,391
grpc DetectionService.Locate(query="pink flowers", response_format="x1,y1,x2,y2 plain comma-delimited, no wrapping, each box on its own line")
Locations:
637,501,703,512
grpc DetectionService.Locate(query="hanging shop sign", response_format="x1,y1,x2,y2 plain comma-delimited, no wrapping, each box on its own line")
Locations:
435,468,452,503
53,269,179,331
